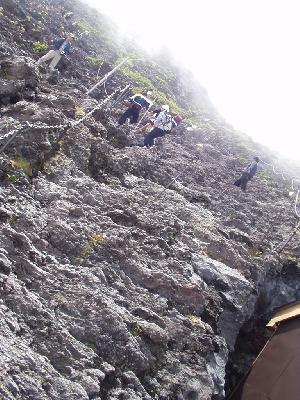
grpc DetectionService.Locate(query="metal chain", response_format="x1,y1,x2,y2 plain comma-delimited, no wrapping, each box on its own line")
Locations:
0,86,124,155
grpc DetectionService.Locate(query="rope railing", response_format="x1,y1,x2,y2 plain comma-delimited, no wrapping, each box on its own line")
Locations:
0,86,125,156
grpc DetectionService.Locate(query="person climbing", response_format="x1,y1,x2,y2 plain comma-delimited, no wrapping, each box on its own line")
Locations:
234,156,260,191
36,35,74,71
140,107,184,133
143,105,173,147
118,91,152,125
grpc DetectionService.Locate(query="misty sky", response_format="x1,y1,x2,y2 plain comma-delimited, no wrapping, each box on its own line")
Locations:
85,0,299,162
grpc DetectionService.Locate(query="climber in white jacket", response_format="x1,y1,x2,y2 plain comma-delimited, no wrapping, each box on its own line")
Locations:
143,105,173,147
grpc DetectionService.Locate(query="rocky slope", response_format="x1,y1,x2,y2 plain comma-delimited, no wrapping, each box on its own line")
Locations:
0,1,300,399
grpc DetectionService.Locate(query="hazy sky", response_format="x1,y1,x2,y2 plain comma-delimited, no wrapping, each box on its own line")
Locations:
85,0,299,162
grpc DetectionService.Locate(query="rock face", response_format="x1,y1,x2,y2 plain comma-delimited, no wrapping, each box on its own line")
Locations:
0,0,300,399
0,57,39,105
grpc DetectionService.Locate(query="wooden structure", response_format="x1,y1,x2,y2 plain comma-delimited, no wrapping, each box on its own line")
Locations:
227,300,300,400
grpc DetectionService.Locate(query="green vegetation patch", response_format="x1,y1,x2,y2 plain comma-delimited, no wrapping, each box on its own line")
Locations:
132,322,142,337
121,66,184,115
238,156,248,164
7,174,19,184
77,19,98,34
257,170,272,181
12,158,32,177
85,55,104,65
32,41,49,52
76,233,104,264
75,107,86,118
85,342,97,351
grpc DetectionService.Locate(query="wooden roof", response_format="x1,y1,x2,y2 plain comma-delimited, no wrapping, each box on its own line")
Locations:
267,300,300,328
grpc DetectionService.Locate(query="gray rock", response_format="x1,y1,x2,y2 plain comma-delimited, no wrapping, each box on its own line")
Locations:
0,253,12,275
0,1,298,400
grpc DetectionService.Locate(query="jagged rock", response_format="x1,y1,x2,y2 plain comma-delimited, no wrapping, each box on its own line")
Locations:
0,57,38,83
0,79,22,105
0,253,12,275
0,57,39,105
47,69,60,85
0,0,299,399
193,255,256,350
48,377,89,400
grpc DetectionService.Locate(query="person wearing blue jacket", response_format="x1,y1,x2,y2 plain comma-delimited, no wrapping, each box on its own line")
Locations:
36,35,73,71
234,157,260,191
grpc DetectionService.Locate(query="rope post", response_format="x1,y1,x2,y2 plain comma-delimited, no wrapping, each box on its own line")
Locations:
105,84,131,111
86,58,129,96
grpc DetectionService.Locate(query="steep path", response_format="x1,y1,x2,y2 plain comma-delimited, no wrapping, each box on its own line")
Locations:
0,1,299,399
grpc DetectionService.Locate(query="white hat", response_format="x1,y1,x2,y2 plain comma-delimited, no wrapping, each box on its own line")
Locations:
162,104,169,112
146,90,152,98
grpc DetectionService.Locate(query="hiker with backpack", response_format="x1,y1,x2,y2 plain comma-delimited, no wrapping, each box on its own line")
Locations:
118,91,152,125
143,105,183,147
36,35,74,71
234,157,260,191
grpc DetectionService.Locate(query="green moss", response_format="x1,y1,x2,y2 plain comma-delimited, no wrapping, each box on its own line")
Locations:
76,233,104,264
85,55,104,65
12,158,32,177
184,115,214,128
7,174,19,184
75,107,86,118
121,67,184,114
32,41,49,52
257,170,272,181
238,156,248,164
86,343,97,351
281,250,300,265
248,246,265,257
0,7,4,16
77,19,98,33
132,322,142,337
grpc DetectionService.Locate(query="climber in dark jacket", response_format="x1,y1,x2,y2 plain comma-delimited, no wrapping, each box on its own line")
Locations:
234,157,260,191
118,91,152,125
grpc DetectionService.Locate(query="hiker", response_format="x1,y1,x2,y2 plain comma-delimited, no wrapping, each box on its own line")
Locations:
36,35,73,71
143,105,174,147
234,157,260,191
140,107,183,134
118,91,152,125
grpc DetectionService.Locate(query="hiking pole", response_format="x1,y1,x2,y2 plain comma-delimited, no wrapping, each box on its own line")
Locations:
87,58,129,96
106,85,131,110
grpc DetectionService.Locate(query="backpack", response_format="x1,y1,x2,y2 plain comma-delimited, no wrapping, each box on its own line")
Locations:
131,95,150,109
174,115,183,123
159,111,173,131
